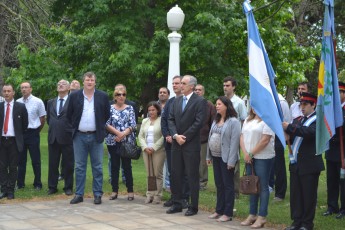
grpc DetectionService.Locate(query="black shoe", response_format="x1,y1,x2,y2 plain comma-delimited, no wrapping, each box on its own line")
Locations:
166,205,182,214
336,211,345,219
285,226,299,230
0,192,8,199
16,185,25,190
64,189,73,196
70,195,83,204
48,188,58,195
181,199,189,209
94,195,102,205
163,199,174,207
34,186,42,191
7,193,14,200
185,207,198,216
323,209,335,216
299,227,308,230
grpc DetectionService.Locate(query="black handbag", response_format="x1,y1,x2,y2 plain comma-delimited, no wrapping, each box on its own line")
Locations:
239,163,260,195
147,154,157,191
120,137,141,160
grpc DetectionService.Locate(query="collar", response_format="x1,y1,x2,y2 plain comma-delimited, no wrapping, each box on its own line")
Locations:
184,92,193,101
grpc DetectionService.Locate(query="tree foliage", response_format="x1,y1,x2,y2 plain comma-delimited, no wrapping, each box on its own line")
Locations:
4,0,335,107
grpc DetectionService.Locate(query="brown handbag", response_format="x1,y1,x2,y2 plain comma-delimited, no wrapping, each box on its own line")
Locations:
239,163,260,195
147,154,157,191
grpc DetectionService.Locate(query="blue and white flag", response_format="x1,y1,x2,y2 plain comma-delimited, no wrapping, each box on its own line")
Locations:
243,0,285,147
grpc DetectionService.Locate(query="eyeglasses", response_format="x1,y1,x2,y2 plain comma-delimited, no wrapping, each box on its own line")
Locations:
116,93,126,97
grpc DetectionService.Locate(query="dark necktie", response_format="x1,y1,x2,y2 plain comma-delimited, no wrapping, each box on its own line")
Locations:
4,103,10,134
58,98,64,114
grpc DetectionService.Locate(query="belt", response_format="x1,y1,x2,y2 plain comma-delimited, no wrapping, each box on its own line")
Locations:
1,136,15,140
78,130,96,134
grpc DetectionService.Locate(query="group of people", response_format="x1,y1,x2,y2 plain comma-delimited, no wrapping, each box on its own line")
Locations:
0,72,344,230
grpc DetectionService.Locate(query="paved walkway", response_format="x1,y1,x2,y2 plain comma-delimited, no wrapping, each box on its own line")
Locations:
0,195,274,230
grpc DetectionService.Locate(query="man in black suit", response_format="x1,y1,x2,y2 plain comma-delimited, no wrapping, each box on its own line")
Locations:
47,79,74,196
283,92,325,230
67,72,110,205
323,81,345,219
0,84,28,199
167,75,206,216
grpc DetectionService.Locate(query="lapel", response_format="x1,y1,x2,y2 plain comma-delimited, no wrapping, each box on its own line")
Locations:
52,97,57,115
58,96,70,117
220,119,230,140
0,102,4,124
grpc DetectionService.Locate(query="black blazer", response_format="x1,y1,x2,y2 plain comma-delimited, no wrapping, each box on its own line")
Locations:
168,93,207,151
0,101,28,152
67,89,110,143
286,112,325,175
47,96,73,145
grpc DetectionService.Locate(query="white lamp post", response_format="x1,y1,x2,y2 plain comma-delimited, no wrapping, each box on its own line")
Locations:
167,5,185,98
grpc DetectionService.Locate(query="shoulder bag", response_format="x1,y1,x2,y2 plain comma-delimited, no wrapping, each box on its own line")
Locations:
239,163,260,195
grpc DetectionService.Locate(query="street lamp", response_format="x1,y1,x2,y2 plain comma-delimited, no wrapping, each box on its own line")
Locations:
167,5,185,98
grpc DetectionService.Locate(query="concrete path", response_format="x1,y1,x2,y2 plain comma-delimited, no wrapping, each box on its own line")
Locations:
0,195,274,230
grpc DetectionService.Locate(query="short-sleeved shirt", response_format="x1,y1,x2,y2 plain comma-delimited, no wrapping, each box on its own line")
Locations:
17,94,46,129
241,118,275,159
290,101,303,120
231,94,247,121
105,105,136,146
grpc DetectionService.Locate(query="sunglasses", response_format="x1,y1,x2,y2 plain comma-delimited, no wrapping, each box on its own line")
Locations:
116,93,126,97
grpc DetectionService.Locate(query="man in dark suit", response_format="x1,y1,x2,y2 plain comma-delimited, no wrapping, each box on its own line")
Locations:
67,72,110,205
167,75,206,216
283,92,325,230
0,84,28,199
47,79,74,196
323,81,345,219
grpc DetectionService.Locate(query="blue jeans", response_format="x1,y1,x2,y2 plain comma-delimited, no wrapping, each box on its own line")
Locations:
73,132,104,197
246,158,274,217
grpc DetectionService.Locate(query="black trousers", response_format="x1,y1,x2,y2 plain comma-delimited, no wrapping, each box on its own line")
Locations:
17,128,42,188
48,140,74,191
165,141,190,200
107,144,133,193
326,160,345,212
274,138,287,199
171,145,199,209
290,170,320,230
0,137,18,194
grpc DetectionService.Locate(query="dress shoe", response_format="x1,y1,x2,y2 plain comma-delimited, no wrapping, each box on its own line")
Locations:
0,192,8,199
284,226,299,230
336,211,345,219
16,185,25,190
163,199,174,207
323,209,334,216
34,186,42,191
241,215,257,226
166,205,182,214
251,216,266,228
7,193,14,200
181,199,189,209
70,195,83,204
64,189,73,196
185,207,198,216
48,189,58,195
94,195,102,205
299,227,308,230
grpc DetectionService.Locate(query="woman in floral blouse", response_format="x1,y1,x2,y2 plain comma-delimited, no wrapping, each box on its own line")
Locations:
105,88,136,201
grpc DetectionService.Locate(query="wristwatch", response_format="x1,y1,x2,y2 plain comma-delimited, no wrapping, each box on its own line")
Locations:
173,134,178,139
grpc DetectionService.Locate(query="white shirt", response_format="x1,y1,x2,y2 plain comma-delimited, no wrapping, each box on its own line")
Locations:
278,94,292,123
78,90,96,132
290,101,303,120
242,118,275,159
56,95,68,115
183,92,194,106
17,95,46,129
2,100,15,137
230,94,247,121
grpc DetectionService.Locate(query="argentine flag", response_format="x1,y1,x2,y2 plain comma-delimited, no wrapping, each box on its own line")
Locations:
243,0,285,147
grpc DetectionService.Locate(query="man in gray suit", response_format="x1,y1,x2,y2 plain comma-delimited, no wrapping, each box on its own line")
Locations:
0,84,28,199
167,75,207,216
47,79,74,196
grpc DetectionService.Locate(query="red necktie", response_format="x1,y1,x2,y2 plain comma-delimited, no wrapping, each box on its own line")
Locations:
4,103,10,134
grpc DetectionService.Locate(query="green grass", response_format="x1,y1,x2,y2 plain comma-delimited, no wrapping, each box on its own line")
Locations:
5,125,344,230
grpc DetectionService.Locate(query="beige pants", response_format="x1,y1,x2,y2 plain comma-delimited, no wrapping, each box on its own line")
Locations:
199,142,208,187
143,148,166,198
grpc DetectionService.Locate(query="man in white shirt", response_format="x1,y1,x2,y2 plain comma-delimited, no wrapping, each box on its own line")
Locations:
16,82,46,190
290,82,309,120
223,76,247,198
